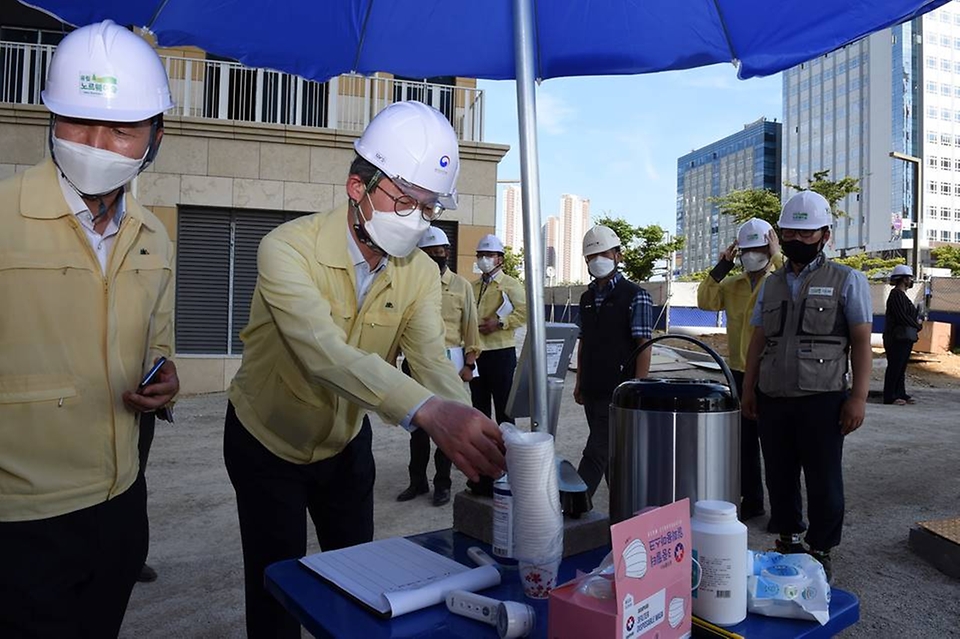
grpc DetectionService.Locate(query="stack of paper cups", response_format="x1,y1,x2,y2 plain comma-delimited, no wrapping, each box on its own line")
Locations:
503,429,563,599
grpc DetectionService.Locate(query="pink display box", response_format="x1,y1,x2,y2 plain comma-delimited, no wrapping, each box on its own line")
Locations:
549,499,692,639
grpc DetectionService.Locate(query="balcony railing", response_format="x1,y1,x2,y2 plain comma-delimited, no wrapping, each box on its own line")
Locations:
0,41,484,142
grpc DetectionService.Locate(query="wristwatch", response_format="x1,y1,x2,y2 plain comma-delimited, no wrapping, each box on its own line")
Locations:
497,319,505,330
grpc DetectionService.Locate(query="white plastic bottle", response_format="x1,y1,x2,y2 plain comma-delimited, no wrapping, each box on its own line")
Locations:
690,500,748,626
492,474,515,561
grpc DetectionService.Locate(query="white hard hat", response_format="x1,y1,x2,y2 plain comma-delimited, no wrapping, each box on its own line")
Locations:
582,225,621,257
42,20,174,122
890,264,914,279
737,218,773,249
354,101,460,210
476,234,505,253
778,191,833,230
418,226,450,248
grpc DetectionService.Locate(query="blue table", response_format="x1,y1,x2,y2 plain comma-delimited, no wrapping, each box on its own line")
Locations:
265,529,859,638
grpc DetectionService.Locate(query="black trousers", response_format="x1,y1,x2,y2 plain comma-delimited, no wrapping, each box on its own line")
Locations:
0,475,148,639
757,391,846,551
882,336,913,404
408,426,452,490
577,395,612,497
223,402,375,639
732,370,765,510
470,347,517,425
138,411,156,564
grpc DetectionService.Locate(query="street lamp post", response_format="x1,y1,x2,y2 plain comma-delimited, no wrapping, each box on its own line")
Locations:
889,151,923,275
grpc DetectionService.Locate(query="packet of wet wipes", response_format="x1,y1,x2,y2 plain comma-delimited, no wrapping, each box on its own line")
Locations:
746,551,831,625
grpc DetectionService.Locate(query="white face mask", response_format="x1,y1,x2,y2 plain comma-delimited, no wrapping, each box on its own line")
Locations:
52,135,146,197
477,256,498,274
588,256,616,279
362,197,431,258
740,252,770,273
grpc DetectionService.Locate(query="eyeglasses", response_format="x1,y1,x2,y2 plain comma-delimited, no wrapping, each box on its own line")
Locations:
781,228,823,239
373,182,445,222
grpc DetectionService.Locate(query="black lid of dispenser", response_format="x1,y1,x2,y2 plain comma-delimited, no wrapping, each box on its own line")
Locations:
611,378,738,413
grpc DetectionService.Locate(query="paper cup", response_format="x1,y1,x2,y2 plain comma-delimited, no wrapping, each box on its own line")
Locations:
518,557,561,599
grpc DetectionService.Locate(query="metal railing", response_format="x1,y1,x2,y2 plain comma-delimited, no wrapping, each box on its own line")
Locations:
1,41,484,142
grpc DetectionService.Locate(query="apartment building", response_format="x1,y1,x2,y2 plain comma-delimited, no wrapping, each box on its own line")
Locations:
676,118,782,275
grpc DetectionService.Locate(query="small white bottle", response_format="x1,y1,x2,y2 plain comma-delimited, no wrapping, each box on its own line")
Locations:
691,500,748,626
492,474,515,562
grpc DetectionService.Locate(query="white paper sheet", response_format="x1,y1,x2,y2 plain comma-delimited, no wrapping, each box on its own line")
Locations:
299,537,501,618
496,292,514,320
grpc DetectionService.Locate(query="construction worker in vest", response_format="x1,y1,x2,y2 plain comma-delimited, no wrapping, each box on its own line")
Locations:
468,234,526,495
742,191,872,582
0,21,178,637
697,218,783,523
396,226,482,507
574,225,654,497
223,101,506,638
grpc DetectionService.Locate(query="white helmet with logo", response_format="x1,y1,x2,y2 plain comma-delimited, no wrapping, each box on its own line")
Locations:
42,20,174,122
737,218,773,249
778,191,833,230
476,234,505,254
354,101,460,211
418,226,450,248
582,225,621,257
890,264,914,280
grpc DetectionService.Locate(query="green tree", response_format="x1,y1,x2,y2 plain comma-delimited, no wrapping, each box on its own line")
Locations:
676,268,713,283
708,188,781,226
784,169,861,218
595,216,685,282
502,245,523,280
931,245,960,275
833,254,906,279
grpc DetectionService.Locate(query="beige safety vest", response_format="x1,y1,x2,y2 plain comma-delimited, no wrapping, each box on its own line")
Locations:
758,259,851,397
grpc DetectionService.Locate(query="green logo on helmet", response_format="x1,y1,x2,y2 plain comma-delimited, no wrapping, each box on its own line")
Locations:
79,73,118,97
793,212,809,220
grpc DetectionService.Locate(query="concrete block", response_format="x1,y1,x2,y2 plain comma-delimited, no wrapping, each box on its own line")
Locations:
284,181,333,213
261,143,310,182
915,321,952,354
152,135,209,175
452,490,610,558
180,175,233,207
233,178,284,209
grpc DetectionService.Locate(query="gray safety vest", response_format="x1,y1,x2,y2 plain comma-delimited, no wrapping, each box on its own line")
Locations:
758,258,851,397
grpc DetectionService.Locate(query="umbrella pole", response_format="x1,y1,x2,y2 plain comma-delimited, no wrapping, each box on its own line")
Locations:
513,0,548,432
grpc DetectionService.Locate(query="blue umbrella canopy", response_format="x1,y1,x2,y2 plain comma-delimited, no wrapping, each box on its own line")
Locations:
21,0,949,430
23,0,949,81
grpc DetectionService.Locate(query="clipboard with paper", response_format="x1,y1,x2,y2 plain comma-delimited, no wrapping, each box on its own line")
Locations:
299,537,501,618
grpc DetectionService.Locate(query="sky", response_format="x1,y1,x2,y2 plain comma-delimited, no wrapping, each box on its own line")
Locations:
478,64,783,235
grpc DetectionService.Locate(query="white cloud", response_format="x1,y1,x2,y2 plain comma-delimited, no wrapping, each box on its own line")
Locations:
535,92,576,135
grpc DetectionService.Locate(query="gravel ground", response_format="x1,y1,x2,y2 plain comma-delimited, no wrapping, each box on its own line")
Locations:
121,365,960,638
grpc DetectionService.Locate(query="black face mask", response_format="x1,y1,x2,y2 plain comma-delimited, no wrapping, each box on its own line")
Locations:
782,239,822,266
430,255,448,272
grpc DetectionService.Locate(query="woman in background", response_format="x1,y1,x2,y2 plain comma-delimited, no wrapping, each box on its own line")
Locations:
883,265,922,405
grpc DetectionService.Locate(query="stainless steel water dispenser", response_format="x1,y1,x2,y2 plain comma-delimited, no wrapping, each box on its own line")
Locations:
608,335,740,523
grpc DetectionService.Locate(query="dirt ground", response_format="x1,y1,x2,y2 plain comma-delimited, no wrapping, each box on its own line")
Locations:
120,340,960,638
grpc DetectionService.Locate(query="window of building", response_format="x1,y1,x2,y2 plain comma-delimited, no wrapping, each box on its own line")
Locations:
930,180,940,193
943,59,954,71
928,106,939,118
927,57,937,69
929,207,939,220
942,230,951,242
943,109,953,121
930,131,939,144
944,206,953,219
955,209,960,220
944,84,954,96
942,183,952,195
930,156,940,168
943,134,955,146
929,228,939,240
945,159,955,171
